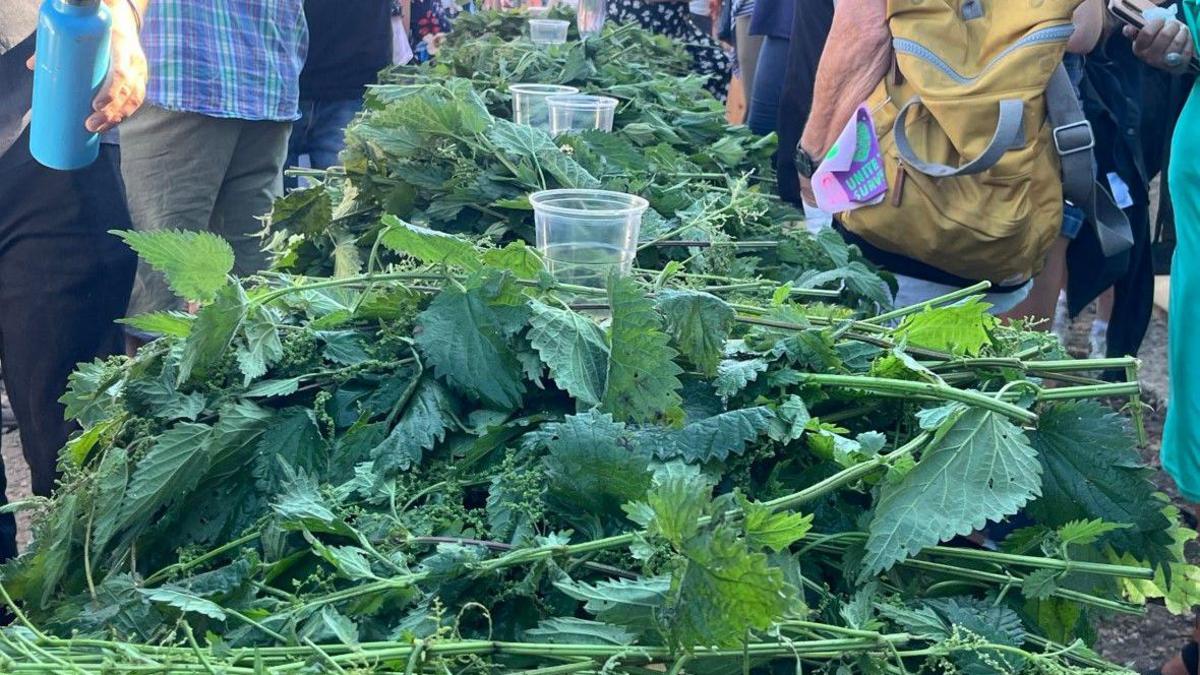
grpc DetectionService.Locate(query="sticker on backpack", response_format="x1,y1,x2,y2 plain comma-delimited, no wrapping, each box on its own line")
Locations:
812,105,888,213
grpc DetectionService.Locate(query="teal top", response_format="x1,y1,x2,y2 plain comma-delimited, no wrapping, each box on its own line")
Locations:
1159,0,1200,502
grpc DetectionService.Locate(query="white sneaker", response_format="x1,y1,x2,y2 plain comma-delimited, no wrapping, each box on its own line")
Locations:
1051,291,1070,344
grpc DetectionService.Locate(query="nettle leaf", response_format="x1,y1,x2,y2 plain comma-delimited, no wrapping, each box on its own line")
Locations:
416,286,526,409
269,185,333,237
649,407,775,463
301,607,360,646
528,302,609,407
140,587,227,621
254,408,327,493
861,409,1041,578
482,241,544,279
90,448,129,555
655,290,735,376
626,462,712,545
542,412,652,526
714,358,768,399
1027,401,1173,567
319,330,372,366
554,576,670,632
602,276,683,423
371,377,457,475
895,298,996,356
927,597,1026,675
178,282,249,385
114,229,234,303
742,499,813,552
671,525,795,649
236,305,284,386
120,311,194,338
524,618,637,646
118,423,215,537
379,215,482,270
125,368,206,422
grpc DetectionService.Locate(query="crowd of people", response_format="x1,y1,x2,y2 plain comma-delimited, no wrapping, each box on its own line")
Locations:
0,0,1199,668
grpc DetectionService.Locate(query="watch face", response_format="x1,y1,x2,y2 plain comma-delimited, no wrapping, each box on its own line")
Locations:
795,146,815,178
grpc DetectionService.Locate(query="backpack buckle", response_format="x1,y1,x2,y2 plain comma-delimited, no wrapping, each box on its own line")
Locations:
1053,120,1095,157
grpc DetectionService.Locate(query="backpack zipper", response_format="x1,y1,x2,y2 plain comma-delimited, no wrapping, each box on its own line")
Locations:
892,24,1076,86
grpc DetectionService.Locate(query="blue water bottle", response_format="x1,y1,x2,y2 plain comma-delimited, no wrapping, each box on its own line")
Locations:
30,0,112,171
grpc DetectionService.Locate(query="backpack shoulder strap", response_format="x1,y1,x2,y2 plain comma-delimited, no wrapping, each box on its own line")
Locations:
1045,64,1134,257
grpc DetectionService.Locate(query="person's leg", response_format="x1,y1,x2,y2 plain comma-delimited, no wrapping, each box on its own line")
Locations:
209,120,292,276
746,35,789,135
734,16,762,124
1089,286,1115,358
120,106,241,320
305,99,361,171
285,100,317,192
0,136,136,560
1002,237,1070,327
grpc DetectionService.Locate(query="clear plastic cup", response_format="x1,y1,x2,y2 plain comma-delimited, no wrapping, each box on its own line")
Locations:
510,83,579,131
527,5,551,18
547,94,619,135
531,189,649,289
529,18,569,44
576,0,606,37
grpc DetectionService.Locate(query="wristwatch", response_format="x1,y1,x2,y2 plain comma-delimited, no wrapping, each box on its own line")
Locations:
795,144,819,179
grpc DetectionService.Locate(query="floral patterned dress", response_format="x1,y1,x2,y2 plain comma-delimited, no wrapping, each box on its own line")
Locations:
607,0,732,100
393,0,469,62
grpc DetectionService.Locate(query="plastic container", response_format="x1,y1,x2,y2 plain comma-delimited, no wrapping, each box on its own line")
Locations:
30,0,112,170
529,18,569,44
576,0,606,37
547,94,618,135
527,5,552,18
531,189,648,288
555,0,580,9
510,83,579,131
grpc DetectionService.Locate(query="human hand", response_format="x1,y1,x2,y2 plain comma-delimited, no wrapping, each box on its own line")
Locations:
1124,17,1195,74
25,17,147,132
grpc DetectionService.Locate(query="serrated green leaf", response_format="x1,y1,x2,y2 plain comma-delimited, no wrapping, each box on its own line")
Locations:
926,597,1025,675
768,395,810,442
528,302,609,406
742,500,812,552
627,462,711,545
714,358,768,398
140,587,227,621
269,185,333,237
1022,569,1060,600
416,286,526,409
114,229,234,303
671,525,794,649
482,241,544,279
236,305,284,385
125,369,206,422
542,412,652,528
895,299,996,356
554,576,670,632
655,290,735,376
117,423,214,537
524,618,637,646
1027,401,1174,569
254,408,326,493
1056,519,1129,547
371,377,456,475
602,275,683,423
319,330,372,366
648,407,775,463
243,377,303,398
861,409,1041,578
178,282,249,385
89,448,129,556
378,215,482,270
119,311,194,338
301,606,360,646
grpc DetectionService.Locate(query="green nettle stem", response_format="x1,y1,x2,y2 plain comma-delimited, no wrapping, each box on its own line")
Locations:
795,373,1038,424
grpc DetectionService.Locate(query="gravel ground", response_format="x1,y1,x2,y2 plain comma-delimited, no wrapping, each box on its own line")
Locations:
0,307,1189,667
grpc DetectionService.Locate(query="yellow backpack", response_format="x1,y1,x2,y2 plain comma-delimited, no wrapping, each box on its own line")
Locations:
839,0,1133,285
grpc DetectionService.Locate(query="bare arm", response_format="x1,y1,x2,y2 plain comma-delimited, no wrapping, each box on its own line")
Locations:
90,0,150,132
799,0,890,160
1068,0,1105,53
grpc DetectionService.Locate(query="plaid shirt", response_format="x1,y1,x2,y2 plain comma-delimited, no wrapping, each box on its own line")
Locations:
142,1,309,121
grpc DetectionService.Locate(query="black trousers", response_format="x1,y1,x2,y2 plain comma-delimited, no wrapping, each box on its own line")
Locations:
0,131,136,561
